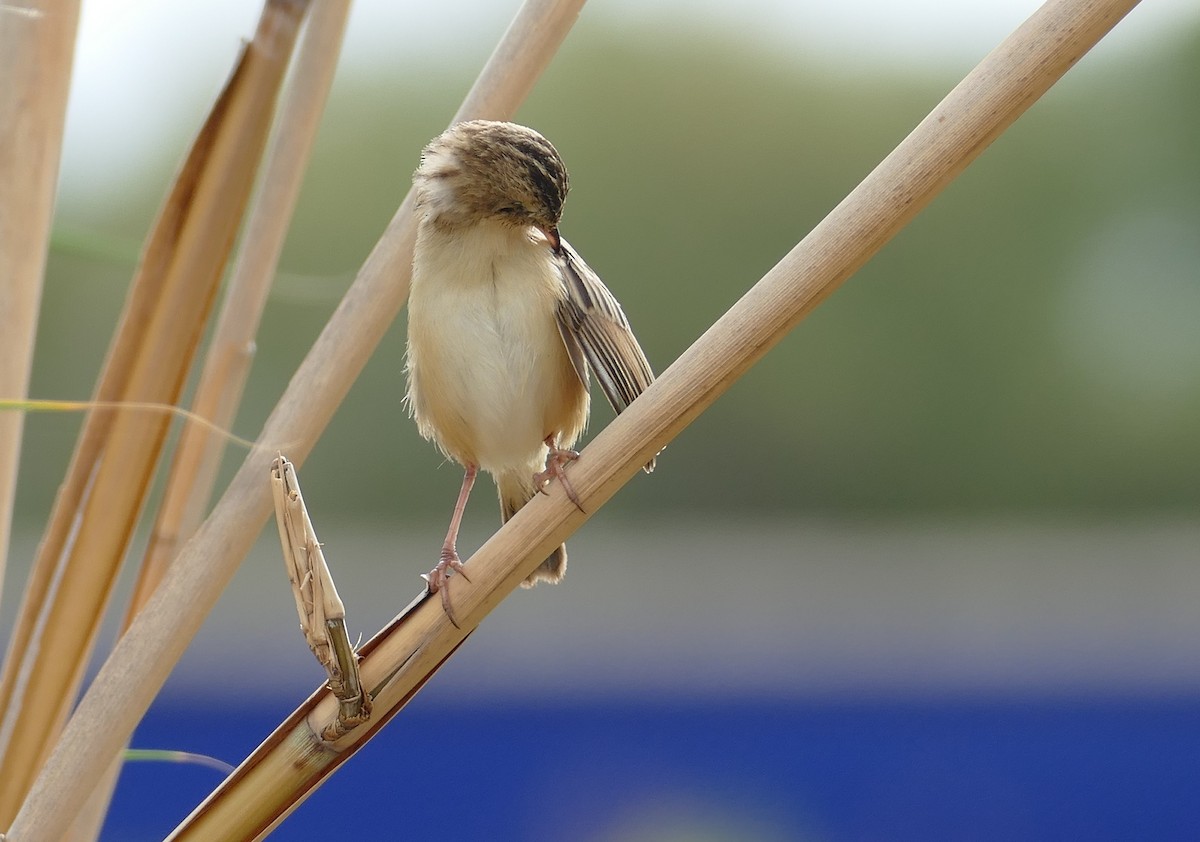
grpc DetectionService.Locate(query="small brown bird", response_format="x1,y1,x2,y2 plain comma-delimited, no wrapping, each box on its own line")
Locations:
405,120,656,623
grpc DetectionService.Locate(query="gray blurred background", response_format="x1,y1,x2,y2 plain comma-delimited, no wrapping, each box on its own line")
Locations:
4,1,1200,837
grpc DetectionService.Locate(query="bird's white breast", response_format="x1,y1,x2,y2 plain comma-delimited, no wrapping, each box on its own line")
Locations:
406,220,584,474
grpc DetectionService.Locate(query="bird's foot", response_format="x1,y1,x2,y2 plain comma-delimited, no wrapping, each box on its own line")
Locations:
534,441,584,512
422,547,470,628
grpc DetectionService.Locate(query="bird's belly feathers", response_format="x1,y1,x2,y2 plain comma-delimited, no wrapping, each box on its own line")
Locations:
406,225,588,474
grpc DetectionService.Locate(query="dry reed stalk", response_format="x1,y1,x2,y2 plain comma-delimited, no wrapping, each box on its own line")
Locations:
0,1,80,608
58,7,355,838
10,0,1142,838
6,1,586,838
130,0,353,615
0,0,309,826
163,0,1145,836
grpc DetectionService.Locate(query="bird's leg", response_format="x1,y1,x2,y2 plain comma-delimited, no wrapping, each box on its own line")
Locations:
534,434,584,512
422,464,477,627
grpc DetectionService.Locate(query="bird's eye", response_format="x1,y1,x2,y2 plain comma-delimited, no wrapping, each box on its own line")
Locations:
497,203,524,216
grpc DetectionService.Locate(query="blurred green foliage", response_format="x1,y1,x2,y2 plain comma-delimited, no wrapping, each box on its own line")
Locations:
22,19,1200,524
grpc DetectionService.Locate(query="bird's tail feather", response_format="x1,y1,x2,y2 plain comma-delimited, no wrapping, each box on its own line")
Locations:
497,470,567,587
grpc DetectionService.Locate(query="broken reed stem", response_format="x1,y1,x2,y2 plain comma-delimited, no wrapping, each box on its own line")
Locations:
0,0,80,609
164,0,1141,837
270,456,367,734
5,1,588,838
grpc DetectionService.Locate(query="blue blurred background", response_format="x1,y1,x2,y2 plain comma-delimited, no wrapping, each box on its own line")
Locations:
4,0,1200,838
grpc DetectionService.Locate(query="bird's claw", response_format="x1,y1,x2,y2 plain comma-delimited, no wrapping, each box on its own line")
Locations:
423,550,470,628
534,443,584,512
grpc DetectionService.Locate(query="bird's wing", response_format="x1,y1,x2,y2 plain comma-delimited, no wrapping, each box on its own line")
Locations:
554,237,657,472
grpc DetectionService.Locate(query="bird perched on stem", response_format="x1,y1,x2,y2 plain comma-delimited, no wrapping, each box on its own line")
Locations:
405,120,657,625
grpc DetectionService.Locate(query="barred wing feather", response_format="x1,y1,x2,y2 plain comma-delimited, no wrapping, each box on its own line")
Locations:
554,238,657,473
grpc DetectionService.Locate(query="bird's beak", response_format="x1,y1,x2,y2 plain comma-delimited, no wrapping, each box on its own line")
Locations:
542,226,562,254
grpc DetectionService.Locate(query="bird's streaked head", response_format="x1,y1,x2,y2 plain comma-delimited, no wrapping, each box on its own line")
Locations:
414,120,570,239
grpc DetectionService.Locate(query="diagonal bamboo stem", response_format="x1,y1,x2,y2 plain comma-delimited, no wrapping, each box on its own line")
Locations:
4,1,587,838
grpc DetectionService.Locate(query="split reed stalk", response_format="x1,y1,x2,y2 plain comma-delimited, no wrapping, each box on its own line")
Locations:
130,0,352,612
